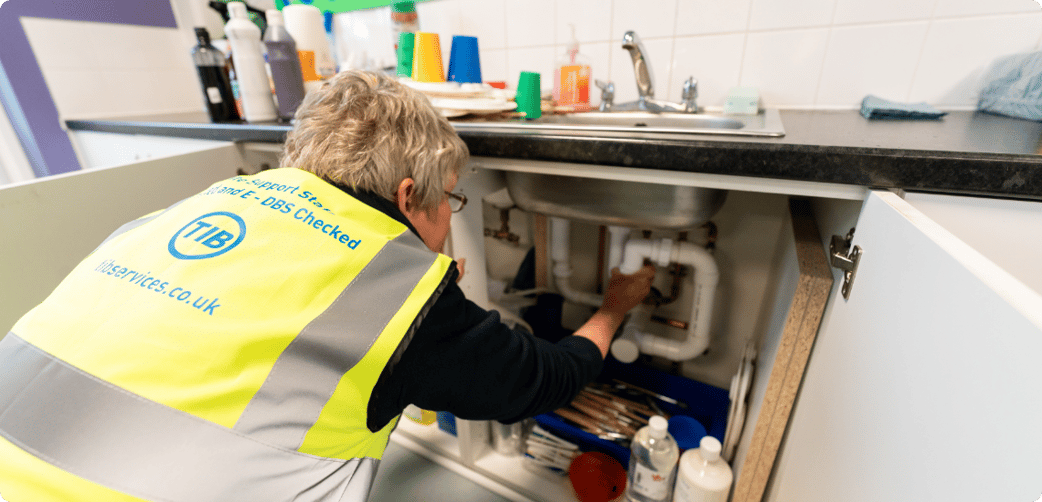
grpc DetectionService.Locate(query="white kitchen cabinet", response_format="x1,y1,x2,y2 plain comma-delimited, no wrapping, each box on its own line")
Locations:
68,130,233,170
3,147,1041,502
764,191,1042,502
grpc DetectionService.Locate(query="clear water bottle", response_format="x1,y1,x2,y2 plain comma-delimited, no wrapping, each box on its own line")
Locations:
626,415,679,502
191,27,239,122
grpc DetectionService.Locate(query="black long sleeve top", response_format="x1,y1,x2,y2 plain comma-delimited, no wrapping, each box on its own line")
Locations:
333,184,605,432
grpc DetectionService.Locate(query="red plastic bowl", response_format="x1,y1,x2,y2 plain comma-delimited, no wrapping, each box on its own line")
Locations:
568,452,627,502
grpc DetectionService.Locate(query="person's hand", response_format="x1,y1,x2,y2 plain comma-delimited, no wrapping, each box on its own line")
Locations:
455,258,466,283
600,265,655,315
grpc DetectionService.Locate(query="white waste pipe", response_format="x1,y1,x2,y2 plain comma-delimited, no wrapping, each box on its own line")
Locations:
606,226,631,273
612,238,720,362
618,237,673,274
610,304,650,363
550,217,603,308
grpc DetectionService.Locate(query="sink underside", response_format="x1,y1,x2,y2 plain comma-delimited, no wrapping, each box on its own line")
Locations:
454,109,785,137
505,171,728,230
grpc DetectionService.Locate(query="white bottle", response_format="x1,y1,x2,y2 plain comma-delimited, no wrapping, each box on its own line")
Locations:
673,436,733,502
282,4,337,80
627,415,679,502
224,2,277,122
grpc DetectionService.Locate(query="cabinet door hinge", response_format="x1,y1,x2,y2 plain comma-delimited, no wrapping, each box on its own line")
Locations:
829,228,862,300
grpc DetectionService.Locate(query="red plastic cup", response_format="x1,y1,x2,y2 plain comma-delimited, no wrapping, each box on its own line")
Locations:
569,452,627,502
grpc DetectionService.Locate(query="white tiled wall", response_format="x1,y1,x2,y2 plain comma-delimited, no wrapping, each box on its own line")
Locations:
416,0,1042,110
17,0,1042,121
20,17,203,121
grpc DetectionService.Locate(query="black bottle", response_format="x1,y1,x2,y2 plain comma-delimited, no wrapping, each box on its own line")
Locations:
192,27,240,122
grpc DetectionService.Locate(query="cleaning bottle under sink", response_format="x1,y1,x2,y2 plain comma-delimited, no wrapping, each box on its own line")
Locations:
626,415,679,502
553,24,591,112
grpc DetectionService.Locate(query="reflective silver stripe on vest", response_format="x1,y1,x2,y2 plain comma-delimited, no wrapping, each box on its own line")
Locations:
234,230,437,449
0,333,379,502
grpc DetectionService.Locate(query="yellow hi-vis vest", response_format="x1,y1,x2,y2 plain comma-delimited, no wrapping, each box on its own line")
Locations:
0,168,454,502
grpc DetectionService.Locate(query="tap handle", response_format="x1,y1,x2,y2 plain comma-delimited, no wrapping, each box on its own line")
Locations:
595,79,615,99
682,76,698,112
682,77,698,100
595,79,615,112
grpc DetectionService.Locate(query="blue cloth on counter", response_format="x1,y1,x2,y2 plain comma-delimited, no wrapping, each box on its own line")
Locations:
978,51,1042,121
860,95,947,120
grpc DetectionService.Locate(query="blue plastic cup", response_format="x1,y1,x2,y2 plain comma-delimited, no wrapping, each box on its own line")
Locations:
668,415,707,451
447,35,482,84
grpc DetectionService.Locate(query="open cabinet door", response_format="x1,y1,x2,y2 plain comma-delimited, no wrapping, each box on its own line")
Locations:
766,190,1042,501
0,144,246,335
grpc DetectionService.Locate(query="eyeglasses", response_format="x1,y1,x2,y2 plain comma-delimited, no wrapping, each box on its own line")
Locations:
446,191,467,213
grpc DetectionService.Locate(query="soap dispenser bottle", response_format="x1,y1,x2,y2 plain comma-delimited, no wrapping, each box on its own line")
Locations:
553,24,591,112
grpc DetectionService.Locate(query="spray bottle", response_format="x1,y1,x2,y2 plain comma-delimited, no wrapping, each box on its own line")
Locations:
224,2,277,122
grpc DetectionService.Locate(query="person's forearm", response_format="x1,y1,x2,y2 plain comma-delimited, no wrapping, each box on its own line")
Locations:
573,307,627,358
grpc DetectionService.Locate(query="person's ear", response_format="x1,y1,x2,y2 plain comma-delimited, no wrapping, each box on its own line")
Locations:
395,178,416,216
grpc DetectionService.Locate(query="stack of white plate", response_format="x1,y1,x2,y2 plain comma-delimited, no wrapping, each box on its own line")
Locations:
400,80,516,118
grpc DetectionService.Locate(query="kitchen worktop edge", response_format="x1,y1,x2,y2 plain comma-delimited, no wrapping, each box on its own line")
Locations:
65,110,1042,201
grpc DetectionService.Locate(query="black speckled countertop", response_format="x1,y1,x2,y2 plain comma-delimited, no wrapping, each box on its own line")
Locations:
66,109,1042,201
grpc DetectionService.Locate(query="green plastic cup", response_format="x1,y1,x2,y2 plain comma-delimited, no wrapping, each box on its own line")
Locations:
397,32,415,78
515,71,542,119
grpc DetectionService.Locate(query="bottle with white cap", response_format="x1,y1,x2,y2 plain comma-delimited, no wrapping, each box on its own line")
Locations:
282,4,337,81
672,436,733,502
224,2,277,122
626,415,679,502
263,9,306,121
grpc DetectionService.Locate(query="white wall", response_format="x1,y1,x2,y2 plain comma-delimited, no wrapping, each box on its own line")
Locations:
416,0,1042,110
16,0,1042,125
20,16,203,121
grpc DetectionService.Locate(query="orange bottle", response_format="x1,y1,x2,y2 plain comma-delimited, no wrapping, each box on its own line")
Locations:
553,25,591,112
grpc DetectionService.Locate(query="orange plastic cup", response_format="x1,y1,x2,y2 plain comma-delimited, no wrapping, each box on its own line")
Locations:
412,32,445,83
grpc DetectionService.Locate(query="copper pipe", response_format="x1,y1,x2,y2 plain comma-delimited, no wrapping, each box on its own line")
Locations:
650,315,689,330
702,221,717,251
596,225,607,294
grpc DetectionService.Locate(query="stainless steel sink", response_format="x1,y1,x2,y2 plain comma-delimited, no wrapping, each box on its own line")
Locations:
505,171,727,230
454,109,785,137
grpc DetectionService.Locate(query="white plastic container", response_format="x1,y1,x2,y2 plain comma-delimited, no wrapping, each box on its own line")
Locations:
626,415,679,502
282,4,337,80
673,436,733,502
224,2,276,122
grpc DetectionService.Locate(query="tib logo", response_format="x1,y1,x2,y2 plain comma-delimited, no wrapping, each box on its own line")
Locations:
169,211,246,260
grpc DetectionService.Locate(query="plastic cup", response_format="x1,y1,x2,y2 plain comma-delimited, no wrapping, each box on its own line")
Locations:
397,32,415,78
447,35,482,84
568,452,627,502
668,415,708,452
515,71,542,119
411,32,445,83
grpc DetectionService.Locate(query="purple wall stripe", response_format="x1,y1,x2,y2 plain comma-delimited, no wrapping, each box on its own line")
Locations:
0,0,177,177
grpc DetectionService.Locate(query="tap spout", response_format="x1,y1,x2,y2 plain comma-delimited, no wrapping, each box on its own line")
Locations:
621,31,654,100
